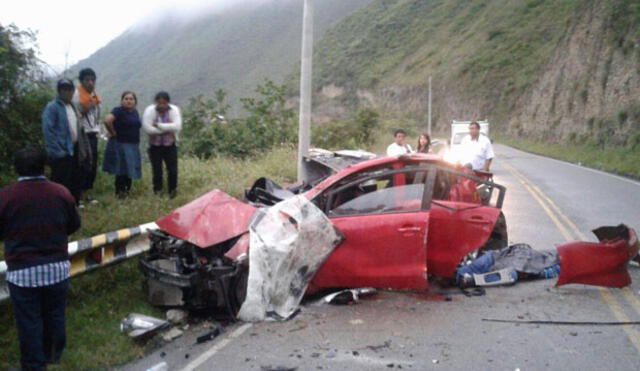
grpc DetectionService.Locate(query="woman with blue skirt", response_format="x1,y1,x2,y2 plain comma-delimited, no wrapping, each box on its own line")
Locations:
103,91,142,198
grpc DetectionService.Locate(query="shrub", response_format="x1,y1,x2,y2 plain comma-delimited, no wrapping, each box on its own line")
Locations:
182,80,296,159
312,107,380,149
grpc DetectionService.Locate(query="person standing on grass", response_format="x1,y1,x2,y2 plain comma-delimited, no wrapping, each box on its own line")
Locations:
417,133,432,153
72,68,101,205
102,91,142,198
42,78,91,204
460,121,494,171
142,91,182,198
0,147,81,371
386,129,414,156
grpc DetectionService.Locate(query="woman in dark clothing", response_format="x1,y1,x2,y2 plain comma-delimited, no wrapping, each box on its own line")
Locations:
417,133,432,153
102,91,142,198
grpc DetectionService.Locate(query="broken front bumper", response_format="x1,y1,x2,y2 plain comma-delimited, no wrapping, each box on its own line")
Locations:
139,230,247,316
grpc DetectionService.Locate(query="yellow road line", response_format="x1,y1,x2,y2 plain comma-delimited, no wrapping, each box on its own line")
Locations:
502,163,574,241
622,288,640,318
504,163,588,240
501,162,640,353
600,289,640,351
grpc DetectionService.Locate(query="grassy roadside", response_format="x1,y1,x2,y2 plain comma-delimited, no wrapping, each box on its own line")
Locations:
498,137,640,179
0,146,297,370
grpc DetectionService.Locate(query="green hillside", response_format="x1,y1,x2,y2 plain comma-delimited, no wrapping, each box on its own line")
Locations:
306,0,640,148
71,0,372,113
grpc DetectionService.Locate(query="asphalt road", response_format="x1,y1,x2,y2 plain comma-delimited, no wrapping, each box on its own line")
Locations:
125,144,640,371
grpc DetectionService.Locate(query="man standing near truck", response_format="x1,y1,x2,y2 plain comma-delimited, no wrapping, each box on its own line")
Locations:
460,121,494,171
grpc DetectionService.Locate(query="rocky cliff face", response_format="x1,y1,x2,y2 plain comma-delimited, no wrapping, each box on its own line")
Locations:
308,0,639,146
513,2,640,145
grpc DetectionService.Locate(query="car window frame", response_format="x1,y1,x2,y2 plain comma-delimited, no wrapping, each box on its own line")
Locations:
323,166,436,218
429,164,506,208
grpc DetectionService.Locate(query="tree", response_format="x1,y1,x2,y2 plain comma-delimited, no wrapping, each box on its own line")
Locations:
0,24,53,175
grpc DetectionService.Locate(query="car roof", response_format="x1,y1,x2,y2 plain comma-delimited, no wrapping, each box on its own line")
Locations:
306,153,450,198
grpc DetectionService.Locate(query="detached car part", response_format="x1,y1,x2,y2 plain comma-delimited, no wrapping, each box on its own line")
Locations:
556,224,638,288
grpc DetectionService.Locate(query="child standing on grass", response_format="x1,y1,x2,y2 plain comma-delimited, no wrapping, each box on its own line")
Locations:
102,91,142,198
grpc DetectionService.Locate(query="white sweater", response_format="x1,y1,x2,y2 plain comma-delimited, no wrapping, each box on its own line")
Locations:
142,104,182,141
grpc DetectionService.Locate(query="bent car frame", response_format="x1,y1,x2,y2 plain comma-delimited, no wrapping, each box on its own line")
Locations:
140,151,508,314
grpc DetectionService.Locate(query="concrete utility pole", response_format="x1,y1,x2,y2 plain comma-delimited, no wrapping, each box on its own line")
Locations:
428,76,432,136
297,0,314,183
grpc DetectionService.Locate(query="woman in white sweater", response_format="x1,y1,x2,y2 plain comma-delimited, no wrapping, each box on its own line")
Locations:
142,91,182,198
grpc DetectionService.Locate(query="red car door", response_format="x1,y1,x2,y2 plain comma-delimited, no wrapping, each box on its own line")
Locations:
309,170,430,291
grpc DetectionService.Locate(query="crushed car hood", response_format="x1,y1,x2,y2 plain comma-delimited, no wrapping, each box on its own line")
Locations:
156,190,257,248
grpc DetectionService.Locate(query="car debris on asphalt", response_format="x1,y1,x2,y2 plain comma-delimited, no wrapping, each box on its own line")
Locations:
317,287,378,305
195,326,223,344
120,313,170,339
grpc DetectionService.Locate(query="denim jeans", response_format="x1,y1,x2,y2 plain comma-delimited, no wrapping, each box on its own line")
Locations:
456,251,495,280
8,279,69,371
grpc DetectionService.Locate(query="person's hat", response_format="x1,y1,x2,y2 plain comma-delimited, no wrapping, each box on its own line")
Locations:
56,78,75,90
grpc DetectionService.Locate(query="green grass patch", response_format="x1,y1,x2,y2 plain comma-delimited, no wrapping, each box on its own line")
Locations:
498,137,640,179
0,147,297,370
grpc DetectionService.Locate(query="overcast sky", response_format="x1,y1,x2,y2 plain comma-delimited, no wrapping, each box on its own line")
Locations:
1,0,266,73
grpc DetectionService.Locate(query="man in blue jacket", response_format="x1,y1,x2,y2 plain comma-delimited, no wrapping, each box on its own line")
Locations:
42,78,83,203
0,147,80,370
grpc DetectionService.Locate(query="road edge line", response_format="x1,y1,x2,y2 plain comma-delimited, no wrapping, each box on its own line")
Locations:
181,323,253,371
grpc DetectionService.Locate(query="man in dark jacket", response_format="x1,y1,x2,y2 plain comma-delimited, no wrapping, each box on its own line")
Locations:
0,147,80,370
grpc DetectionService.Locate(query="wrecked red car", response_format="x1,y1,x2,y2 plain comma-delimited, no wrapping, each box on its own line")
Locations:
140,151,507,313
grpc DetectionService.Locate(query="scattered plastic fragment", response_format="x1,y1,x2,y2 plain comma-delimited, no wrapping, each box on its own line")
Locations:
320,288,377,305
120,313,170,338
196,326,223,344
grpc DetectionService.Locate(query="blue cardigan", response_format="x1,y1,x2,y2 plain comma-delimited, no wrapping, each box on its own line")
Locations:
42,97,75,159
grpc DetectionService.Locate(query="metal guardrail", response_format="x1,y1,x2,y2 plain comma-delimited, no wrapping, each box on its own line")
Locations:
0,222,158,304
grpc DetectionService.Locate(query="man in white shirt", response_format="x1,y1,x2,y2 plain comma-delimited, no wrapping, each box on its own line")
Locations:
460,121,494,171
386,129,414,156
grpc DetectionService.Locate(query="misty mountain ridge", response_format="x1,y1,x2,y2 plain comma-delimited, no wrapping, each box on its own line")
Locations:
71,0,373,114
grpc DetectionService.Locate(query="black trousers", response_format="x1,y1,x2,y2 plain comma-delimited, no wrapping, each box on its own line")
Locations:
148,145,178,193
9,280,69,371
115,175,132,196
49,155,81,203
83,133,99,191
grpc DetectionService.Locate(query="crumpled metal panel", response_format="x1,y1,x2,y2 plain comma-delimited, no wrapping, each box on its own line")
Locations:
156,190,256,248
224,232,250,261
238,195,344,322
556,226,638,288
